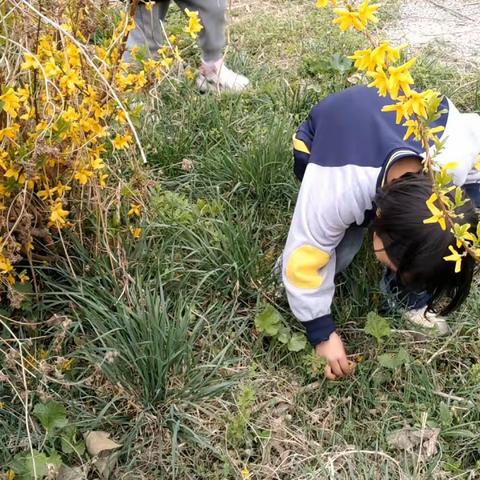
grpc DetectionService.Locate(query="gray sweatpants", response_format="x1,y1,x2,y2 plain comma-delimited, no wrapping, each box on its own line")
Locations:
125,0,226,63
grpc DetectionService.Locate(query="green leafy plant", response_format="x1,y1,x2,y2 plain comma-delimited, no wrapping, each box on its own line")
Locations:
227,385,256,447
10,401,85,479
255,304,308,352
33,401,69,435
378,347,410,370
364,311,391,344
10,451,62,480
255,304,282,336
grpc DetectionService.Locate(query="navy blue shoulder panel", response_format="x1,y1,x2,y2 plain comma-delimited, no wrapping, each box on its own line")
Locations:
298,86,449,169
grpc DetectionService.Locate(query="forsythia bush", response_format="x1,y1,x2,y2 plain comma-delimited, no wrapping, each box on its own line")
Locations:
317,0,480,270
0,0,201,298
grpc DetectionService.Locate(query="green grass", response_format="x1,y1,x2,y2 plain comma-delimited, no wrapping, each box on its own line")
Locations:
2,1,480,479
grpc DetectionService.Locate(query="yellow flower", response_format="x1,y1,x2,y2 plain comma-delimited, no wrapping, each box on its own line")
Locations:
350,48,375,71
316,0,337,7
55,182,72,196
0,152,8,170
38,35,54,57
130,226,142,239
62,106,80,123
112,133,132,150
0,401,5,409
184,9,203,38
49,201,69,226
443,245,463,273
367,67,389,96
20,105,35,121
173,46,182,62
16,86,28,103
0,124,20,141
382,99,408,124
80,117,105,136
453,223,476,248
6,469,15,480
161,57,174,69
358,0,381,25
74,168,93,185
99,173,108,188
133,71,147,91
18,271,30,283
441,161,459,172
4,165,21,181
91,156,106,170
44,59,62,78
0,254,13,274
128,203,142,217
0,88,21,118
115,72,137,90
37,185,58,200
59,67,85,93
402,119,421,141
185,67,195,81
66,43,81,68
375,43,405,66
351,43,402,72
241,467,251,479
404,89,432,118
116,110,127,124
142,58,158,73
424,193,446,230
145,1,155,12
382,90,432,124
21,52,39,70
475,154,480,171
333,8,364,31
387,58,416,99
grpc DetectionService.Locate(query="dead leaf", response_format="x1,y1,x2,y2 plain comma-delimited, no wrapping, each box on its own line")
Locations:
94,454,119,480
387,426,440,460
57,465,87,480
84,431,121,457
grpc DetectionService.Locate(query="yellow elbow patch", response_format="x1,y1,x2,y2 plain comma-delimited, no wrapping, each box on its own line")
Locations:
292,135,311,155
286,245,330,289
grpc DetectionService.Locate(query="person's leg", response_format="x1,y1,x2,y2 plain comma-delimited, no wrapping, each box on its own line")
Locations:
123,1,170,63
335,226,365,275
379,270,449,334
176,0,226,63
379,269,430,312
175,0,249,91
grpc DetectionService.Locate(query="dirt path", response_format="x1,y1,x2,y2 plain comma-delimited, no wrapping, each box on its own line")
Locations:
385,0,480,66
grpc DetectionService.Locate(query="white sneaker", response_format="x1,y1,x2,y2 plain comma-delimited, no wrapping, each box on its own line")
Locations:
196,61,250,93
403,306,450,336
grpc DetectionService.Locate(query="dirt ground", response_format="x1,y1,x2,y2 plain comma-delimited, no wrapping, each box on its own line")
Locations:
385,0,480,65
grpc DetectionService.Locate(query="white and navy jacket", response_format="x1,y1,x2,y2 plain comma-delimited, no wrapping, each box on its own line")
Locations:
284,86,480,346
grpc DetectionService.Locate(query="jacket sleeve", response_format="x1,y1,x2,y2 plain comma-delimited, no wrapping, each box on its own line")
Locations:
435,99,480,186
282,161,374,346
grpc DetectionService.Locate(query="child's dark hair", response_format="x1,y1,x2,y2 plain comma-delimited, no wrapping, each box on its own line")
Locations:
371,172,478,315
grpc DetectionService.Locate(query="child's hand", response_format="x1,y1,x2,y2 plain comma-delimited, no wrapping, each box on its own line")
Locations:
315,332,354,380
